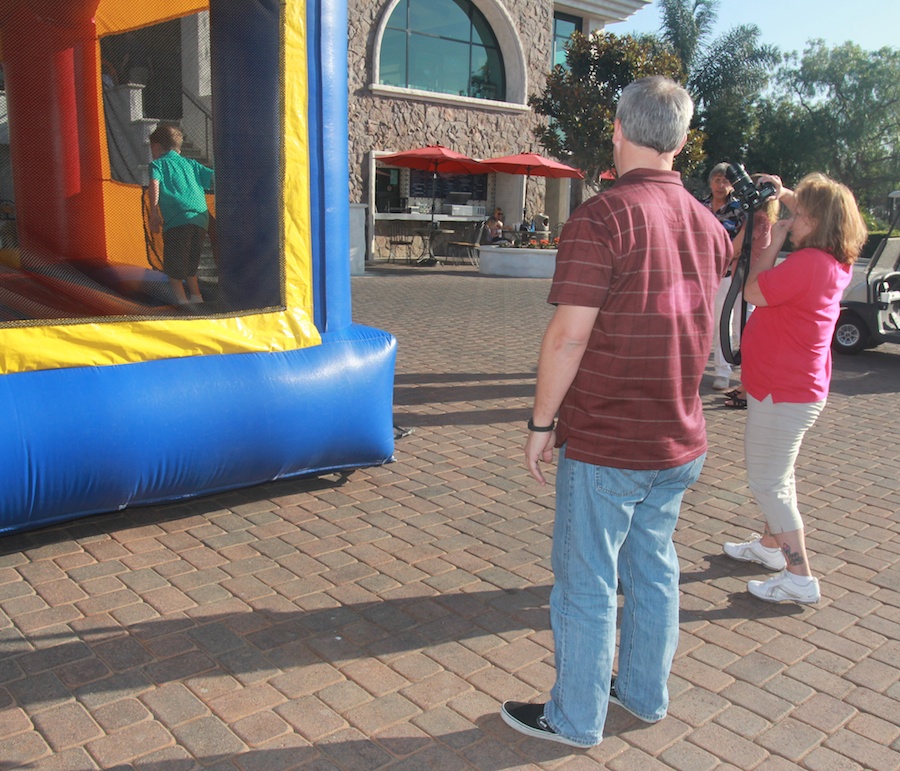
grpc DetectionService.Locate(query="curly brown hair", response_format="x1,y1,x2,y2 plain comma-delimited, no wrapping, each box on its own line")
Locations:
793,173,867,265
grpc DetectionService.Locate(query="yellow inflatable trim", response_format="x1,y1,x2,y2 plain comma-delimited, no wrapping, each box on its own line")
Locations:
0,0,319,376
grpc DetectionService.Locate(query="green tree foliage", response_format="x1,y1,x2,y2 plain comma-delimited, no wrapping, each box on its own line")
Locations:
657,0,780,168
750,41,900,208
743,98,827,187
690,26,780,163
528,31,704,187
658,0,717,74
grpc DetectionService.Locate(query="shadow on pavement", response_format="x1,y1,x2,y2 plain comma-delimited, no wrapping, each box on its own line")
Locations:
829,344,900,397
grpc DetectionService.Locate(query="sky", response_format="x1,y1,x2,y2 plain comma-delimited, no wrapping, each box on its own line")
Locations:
607,0,900,55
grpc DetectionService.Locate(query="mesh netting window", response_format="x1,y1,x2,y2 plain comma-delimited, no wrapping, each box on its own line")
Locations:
0,3,284,323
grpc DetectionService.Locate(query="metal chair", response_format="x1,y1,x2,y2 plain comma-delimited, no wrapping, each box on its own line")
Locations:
387,221,415,264
446,221,485,266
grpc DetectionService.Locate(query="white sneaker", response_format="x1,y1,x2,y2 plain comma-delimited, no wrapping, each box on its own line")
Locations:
747,572,820,604
723,534,786,571
712,376,731,390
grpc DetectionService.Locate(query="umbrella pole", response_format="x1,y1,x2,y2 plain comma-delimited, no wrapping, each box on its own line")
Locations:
522,172,531,228
417,166,438,265
430,168,437,225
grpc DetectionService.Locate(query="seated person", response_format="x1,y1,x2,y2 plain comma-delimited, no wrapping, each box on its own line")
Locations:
485,208,505,242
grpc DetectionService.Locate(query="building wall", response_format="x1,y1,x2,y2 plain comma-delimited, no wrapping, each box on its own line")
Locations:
347,0,554,219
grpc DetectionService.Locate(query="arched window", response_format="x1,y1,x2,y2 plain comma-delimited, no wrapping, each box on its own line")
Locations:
379,0,506,101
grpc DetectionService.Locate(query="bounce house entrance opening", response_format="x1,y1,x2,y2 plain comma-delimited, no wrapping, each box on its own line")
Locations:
1,1,286,327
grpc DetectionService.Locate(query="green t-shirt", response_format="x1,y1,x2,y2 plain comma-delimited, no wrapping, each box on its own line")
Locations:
150,150,214,230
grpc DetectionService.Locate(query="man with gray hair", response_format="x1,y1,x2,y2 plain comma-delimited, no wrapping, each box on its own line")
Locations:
501,76,731,748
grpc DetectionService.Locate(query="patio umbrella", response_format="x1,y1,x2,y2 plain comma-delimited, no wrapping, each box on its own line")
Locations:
378,145,487,223
482,152,584,223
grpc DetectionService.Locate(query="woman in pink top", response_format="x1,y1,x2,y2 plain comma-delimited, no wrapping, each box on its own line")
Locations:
722,173,868,604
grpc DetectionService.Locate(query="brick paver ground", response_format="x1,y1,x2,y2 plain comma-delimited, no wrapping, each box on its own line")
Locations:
0,262,897,769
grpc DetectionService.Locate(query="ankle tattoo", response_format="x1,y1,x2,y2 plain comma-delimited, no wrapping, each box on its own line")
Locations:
781,545,804,566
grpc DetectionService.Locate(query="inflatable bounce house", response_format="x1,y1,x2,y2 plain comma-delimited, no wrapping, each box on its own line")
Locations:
0,0,396,533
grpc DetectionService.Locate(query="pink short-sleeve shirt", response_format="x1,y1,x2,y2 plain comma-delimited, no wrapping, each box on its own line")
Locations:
741,247,852,403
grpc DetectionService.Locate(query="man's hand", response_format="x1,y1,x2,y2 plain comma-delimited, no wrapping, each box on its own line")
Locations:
524,429,557,486
522,304,597,486
148,209,162,234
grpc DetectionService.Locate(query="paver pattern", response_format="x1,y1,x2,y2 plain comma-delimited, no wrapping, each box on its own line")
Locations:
0,263,898,770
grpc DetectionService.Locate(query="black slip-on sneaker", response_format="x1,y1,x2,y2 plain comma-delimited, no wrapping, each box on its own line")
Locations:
500,701,594,748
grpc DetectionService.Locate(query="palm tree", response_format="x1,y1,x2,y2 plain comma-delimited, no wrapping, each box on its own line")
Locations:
659,0,718,75
657,0,780,168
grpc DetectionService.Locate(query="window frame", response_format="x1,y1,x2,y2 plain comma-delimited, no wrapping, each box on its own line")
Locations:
552,11,582,70
379,0,505,101
370,0,529,113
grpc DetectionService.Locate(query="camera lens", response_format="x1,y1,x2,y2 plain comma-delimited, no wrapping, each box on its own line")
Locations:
725,163,756,200
724,162,773,209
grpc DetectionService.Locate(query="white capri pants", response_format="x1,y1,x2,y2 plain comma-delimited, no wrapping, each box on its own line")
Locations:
744,394,825,533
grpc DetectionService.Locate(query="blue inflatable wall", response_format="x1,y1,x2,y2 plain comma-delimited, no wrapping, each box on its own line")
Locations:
0,0,396,533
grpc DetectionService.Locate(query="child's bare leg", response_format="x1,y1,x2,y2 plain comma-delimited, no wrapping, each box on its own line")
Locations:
169,277,189,304
185,276,203,302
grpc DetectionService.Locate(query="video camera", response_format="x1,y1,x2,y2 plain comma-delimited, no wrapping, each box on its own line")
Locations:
725,162,777,212
719,162,779,367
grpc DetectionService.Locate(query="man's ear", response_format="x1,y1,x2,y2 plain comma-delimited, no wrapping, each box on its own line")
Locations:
673,133,688,157
612,119,623,145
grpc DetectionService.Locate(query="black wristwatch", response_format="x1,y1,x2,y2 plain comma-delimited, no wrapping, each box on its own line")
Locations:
527,418,555,432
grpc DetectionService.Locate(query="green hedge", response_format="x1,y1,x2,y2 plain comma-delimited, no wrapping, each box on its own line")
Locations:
862,231,890,261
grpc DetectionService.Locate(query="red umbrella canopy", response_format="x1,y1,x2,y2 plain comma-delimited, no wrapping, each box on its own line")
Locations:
483,152,584,223
482,152,584,179
378,145,486,175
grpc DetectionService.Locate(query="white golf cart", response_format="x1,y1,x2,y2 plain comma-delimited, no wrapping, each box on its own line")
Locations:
832,195,900,355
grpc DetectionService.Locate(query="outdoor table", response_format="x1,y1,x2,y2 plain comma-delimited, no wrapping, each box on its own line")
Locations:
372,213,485,265
415,226,454,263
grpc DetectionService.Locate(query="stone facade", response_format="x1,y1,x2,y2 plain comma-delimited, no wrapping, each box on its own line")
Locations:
347,0,555,217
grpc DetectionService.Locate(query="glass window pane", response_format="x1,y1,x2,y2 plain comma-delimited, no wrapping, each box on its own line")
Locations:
470,46,503,100
385,0,408,30
380,29,407,87
553,13,582,70
555,19,577,39
553,40,568,69
409,0,470,41
471,12,493,48
379,0,505,101
409,36,470,96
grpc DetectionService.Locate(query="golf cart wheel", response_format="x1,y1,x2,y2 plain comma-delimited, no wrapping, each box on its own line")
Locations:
832,312,870,355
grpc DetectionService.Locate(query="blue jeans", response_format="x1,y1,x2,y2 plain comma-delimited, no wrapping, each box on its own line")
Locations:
545,446,705,746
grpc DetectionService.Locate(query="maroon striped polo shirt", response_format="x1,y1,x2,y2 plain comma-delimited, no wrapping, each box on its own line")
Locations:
549,167,731,470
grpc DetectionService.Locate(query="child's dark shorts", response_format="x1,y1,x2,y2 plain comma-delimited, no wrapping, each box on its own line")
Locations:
163,224,206,280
